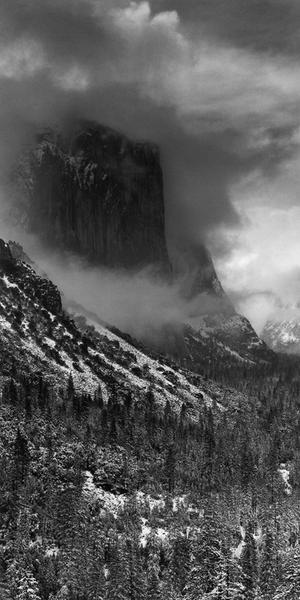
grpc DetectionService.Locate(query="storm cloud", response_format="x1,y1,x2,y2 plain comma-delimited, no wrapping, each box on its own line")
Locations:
0,0,300,330
0,2,299,235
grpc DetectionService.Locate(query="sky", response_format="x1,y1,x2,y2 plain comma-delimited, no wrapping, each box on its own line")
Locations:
1,0,300,332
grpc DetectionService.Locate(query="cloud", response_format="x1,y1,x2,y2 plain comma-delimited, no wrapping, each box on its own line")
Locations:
0,216,228,343
215,194,300,332
0,0,300,239
0,0,300,334
153,0,300,56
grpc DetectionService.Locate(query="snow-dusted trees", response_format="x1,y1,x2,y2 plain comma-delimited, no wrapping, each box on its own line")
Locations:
241,522,258,600
259,528,278,599
7,562,41,600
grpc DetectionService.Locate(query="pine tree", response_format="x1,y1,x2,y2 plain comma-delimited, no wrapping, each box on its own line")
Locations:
241,522,258,600
146,552,161,600
210,551,245,600
126,535,146,600
204,408,216,459
185,510,223,597
7,562,41,600
144,387,156,443
24,379,32,421
165,444,176,493
171,535,191,594
13,428,30,486
240,440,255,489
106,539,130,600
260,529,277,599
274,545,300,600
66,373,77,415
8,377,19,405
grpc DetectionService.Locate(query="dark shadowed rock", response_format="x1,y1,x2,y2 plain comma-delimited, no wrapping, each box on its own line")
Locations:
8,241,33,264
0,240,14,266
20,122,171,273
0,238,62,315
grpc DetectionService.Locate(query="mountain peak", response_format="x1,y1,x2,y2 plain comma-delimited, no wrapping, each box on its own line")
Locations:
16,121,171,272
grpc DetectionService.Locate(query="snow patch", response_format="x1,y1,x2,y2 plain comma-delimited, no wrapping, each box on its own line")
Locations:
2,275,18,289
44,336,56,348
278,463,292,495
45,546,59,558
83,471,126,516
0,315,12,330
136,491,165,512
140,518,151,548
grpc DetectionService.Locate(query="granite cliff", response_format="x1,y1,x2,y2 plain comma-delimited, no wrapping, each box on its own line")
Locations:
18,122,170,272
13,121,271,366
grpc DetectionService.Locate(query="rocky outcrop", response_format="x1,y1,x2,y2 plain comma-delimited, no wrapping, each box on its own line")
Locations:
32,275,62,315
20,122,171,272
14,121,266,363
8,241,33,264
0,240,14,266
0,238,62,315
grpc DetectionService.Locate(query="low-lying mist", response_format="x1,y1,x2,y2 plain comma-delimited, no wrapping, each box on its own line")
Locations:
0,215,229,343
33,249,229,343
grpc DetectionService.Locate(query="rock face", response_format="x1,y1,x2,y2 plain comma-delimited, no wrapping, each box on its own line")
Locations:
0,235,239,407
14,121,268,364
172,242,230,302
20,122,171,272
0,239,62,315
16,120,233,299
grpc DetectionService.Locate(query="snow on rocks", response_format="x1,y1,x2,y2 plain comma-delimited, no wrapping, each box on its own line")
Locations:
140,518,151,548
135,491,166,512
83,471,126,516
1,275,18,289
44,336,56,349
0,315,12,330
78,316,216,413
278,463,292,495
45,546,59,558
140,517,168,548
172,495,187,512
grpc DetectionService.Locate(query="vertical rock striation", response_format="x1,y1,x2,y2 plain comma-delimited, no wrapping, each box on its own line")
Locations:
21,122,171,272
12,120,268,363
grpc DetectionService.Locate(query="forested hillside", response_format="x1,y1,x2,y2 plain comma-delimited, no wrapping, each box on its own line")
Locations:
1,239,300,599
1,351,300,599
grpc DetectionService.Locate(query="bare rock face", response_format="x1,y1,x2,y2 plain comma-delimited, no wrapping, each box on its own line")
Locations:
20,122,171,273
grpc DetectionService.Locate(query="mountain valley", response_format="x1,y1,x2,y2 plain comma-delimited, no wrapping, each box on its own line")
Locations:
1,123,300,600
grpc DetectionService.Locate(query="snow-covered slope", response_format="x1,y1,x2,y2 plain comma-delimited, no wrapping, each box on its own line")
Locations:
262,317,300,354
0,239,249,416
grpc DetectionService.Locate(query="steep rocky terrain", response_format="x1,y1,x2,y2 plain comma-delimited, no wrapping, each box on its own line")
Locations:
262,315,300,354
0,238,250,414
13,121,270,366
